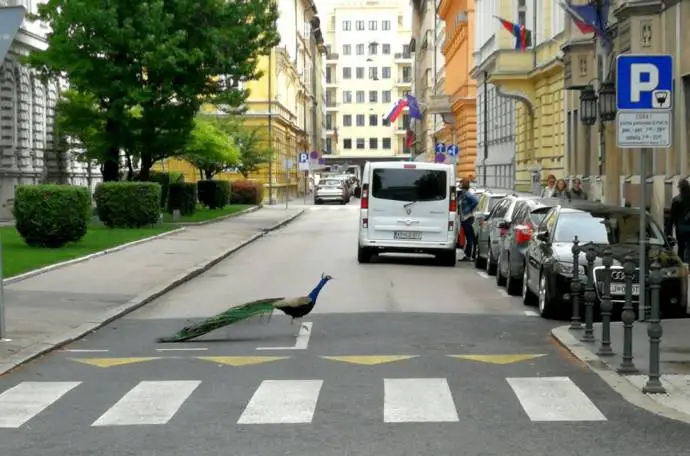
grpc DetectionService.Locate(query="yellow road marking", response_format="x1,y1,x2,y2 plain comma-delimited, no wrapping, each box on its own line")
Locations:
195,356,290,366
70,357,160,368
447,354,547,365
320,355,418,365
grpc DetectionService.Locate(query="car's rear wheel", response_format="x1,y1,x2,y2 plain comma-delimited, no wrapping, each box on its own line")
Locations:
522,267,537,306
506,260,522,296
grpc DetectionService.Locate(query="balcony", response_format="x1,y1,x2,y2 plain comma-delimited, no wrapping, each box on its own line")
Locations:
326,101,339,111
396,77,412,87
394,52,412,62
326,53,339,61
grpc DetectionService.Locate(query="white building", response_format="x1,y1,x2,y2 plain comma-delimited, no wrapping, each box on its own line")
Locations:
0,1,98,220
321,0,413,159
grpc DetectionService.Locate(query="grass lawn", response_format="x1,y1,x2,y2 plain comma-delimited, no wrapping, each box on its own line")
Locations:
162,204,253,223
1,224,177,279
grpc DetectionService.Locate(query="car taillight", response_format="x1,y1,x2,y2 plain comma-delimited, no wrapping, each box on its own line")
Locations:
448,220,454,232
449,186,457,212
361,183,369,209
514,224,533,244
362,218,368,228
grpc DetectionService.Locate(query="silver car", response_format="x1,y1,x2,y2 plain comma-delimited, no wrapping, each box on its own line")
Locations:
314,178,349,205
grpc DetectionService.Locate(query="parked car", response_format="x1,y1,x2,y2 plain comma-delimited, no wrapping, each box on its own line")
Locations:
522,201,689,319
314,178,349,205
357,161,458,266
470,191,508,265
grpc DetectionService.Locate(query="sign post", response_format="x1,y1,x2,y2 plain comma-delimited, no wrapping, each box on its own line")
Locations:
447,144,459,167
615,54,673,319
298,152,310,204
434,143,446,164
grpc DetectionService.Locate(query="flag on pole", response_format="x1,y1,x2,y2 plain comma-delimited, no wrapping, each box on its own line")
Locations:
494,16,531,51
405,128,415,148
383,98,407,124
406,94,423,120
558,0,610,48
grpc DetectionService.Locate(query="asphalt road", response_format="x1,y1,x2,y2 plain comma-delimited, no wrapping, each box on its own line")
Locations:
2,200,690,456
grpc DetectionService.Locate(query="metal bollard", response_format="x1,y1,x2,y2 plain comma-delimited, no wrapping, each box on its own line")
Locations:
580,244,597,343
569,236,583,330
617,255,638,374
596,247,614,356
642,258,666,394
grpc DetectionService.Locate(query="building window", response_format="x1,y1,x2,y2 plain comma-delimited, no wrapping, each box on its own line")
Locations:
369,20,377,30
356,114,365,126
342,44,351,55
343,20,351,31
518,0,526,25
369,114,378,126
356,44,364,55
382,67,391,79
369,43,378,55
356,91,365,103
382,43,390,54
326,114,333,129
369,90,377,102
343,91,352,103
356,20,365,31
344,138,352,149
382,90,391,103
382,137,392,149
325,138,332,153
356,138,365,149
326,67,333,83
342,67,351,79
401,114,410,130
402,44,410,55
369,67,378,80
343,115,352,126
356,67,364,79
382,20,391,30
369,138,378,149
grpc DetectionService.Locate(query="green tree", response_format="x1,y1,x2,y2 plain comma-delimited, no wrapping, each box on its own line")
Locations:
183,117,240,180
27,0,280,182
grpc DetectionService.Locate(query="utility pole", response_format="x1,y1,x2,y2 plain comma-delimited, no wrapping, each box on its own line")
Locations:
268,51,274,205
483,71,488,186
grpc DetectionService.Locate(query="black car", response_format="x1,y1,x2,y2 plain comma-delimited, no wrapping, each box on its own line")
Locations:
522,201,688,319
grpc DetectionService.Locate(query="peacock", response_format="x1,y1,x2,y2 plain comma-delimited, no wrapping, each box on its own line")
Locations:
156,273,333,343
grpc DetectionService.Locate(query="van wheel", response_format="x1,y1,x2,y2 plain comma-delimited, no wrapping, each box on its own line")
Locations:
437,250,456,267
357,247,373,263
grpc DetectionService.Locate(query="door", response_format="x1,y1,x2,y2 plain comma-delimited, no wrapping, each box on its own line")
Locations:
488,198,512,259
367,166,450,242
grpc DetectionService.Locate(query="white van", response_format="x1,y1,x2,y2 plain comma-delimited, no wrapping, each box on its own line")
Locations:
357,161,458,266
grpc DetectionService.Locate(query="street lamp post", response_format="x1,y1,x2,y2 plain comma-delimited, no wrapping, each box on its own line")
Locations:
577,80,616,178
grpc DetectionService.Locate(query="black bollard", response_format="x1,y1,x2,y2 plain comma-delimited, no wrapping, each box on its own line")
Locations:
617,255,638,374
596,247,614,356
580,244,597,343
642,258,666,394
569,236,583,330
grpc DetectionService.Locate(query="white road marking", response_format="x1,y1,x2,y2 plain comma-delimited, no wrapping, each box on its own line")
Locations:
62,349,110,353
91,381,200,426
506,377,607,422
0,381,81,428
383,378,460,423
476,271,490,279
256,321,312,350
155,347,208,352
523,310,539,317
237,380,323,424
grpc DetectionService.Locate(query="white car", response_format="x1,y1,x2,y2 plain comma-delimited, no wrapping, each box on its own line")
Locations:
357,161,458,266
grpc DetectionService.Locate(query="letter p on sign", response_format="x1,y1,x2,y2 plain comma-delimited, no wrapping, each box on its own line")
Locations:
630,63,659,103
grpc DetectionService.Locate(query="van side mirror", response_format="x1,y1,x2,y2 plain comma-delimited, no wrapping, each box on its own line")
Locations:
536,231,549,242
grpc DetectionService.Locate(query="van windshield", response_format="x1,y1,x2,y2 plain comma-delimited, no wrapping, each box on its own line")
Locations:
372,168,447,202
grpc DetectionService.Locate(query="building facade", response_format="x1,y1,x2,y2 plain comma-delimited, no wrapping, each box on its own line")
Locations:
470,0,566,192
409,0,435,160
322,1,413,160
0,2,99,220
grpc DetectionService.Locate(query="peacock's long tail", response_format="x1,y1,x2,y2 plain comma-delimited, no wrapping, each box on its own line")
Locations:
156,298,283,343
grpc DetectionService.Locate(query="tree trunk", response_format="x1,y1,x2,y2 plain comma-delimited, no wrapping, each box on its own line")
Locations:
138,152,153,181
102,119,120,181
204,168,215,180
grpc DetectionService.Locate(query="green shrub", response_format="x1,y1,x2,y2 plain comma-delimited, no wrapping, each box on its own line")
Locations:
197,180,230,209
134,170,185,208
94,182,161,228
13,184,91,247
230,180,264,205
167,182,197,215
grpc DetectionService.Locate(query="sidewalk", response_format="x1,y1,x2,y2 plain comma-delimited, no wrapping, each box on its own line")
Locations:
552,319,690,425
0,206,304,375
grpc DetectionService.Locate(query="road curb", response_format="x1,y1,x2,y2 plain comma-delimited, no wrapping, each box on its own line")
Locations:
168,204,262,226
0,209,305,377
551,325,690,425
3,227,187,286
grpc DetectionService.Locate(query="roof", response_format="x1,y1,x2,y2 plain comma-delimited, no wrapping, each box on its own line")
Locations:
557,200,646,215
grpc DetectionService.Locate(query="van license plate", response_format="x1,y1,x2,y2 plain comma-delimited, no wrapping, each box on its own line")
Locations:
610,283,640,295
394,231,422,240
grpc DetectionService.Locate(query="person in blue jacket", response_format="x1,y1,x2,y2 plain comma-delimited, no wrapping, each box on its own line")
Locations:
459,178,479,261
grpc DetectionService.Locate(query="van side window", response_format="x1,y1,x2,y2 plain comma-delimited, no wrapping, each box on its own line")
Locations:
371,168,447,202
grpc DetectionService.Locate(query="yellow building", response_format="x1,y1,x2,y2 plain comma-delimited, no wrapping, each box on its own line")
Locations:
470,0,566,191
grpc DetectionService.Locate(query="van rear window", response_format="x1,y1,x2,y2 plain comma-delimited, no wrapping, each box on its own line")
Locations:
371,169,447,202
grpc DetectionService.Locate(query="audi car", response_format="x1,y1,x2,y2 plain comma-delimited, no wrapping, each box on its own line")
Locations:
522,201,688,320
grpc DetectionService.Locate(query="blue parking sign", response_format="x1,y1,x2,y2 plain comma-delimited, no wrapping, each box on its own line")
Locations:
616,55,673,110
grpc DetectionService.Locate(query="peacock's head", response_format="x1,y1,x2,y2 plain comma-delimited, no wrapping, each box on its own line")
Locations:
321,272,334,282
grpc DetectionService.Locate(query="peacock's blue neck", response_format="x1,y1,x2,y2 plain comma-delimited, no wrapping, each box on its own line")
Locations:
308,278,329,302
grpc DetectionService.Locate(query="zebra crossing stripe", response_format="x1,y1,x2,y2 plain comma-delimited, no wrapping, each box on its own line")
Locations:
237,380,323,424
0,381,81,428
384,378,460,423
507,377,607,422
91,381,201,426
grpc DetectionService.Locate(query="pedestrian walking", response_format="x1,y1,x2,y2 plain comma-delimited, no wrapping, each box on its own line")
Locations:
569,178,588,200
541,174,556,198
666,178,690,262
552,179,569,199
459,178,479,262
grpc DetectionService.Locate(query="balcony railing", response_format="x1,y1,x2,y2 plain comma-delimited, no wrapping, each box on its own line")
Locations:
397,77,412,84
394,52,412,59
326,78,336,84
326,53,339,60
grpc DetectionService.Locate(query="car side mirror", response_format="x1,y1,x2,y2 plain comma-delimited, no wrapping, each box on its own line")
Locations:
479,211,490,220
497,220,510,230
667,235,677,247
536,231,549,242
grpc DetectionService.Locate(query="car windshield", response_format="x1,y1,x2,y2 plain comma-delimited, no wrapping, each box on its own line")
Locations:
372,168,447,202
553,212,666,245
488,196,505,210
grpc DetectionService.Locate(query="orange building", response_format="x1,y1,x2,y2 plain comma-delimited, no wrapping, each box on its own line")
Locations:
437,0,476,180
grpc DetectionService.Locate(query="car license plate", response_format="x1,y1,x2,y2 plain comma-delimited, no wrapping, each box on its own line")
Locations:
610,283,640,295
394,231,422,240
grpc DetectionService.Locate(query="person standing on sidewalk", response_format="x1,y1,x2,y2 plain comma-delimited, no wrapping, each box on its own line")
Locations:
541,174,556,198
459,178,479,262
569,178,588,200
666,179,690,262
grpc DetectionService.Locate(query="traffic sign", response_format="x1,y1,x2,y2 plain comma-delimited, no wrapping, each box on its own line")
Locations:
298,152,309,163
616,55,673,111
435,143,446,154
434,152,445,163
447,145,458,157
616,111,672,149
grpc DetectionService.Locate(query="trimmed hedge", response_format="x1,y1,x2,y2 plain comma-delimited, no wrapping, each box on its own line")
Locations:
94,182,162,228
13,184,91,247
197,180,230,209
230,180,264,205
134,170,184,208
167,182,197,216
